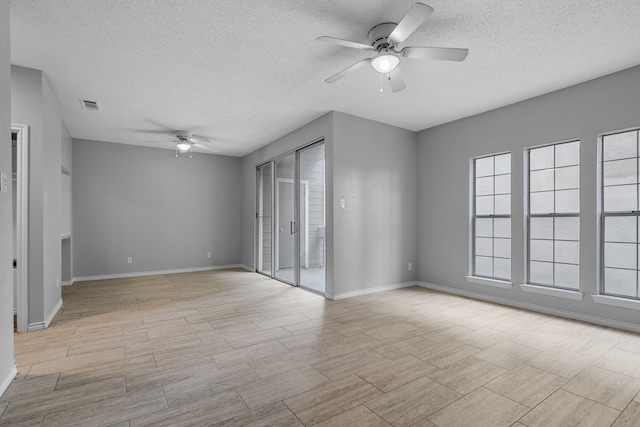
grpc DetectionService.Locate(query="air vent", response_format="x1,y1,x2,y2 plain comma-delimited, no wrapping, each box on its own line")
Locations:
80,99,100,111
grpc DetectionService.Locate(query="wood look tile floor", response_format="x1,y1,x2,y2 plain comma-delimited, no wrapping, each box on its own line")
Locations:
2,269,640,426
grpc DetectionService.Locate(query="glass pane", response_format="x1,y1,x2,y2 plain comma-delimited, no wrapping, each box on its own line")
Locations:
556,189,580,213
555,263,579,290
494,238,510,258
475,256,493,277
476,195,494,215
299,143,326,293
475,218,493,237
256,163,273,276
494,218,511,238
603,131,637,161
475,157,494,177
555,166,580,190
555,217,580,241
604,242,637,269
604,268,637,297
274,154,296,284
603,158,637,186
604,216,636,243
530,217,553,239
555,141,580,167
530,261,553,285
494,195,510,215
476,176,494,196
555,241,579,264
530,191,554,214
530,239,553,262
530,146,554,170
494,257,511,280
604,184,638,212
530,169,554,192
476,237,493,256
494,154,511,175
494,174,510,195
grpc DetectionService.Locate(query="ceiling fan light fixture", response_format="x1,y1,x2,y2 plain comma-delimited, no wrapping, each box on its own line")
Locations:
176,141,192,152
371,51,400,74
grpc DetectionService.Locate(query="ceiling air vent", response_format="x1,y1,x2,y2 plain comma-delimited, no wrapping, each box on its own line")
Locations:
80,99,100,111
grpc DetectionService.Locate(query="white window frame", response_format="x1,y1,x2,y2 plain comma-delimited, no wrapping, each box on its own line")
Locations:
467,152,512,287
524,139,581,293
598,128,640,301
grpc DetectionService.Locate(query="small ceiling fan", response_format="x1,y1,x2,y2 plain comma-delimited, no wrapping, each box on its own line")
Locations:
145,131,218,157
317,2,468,92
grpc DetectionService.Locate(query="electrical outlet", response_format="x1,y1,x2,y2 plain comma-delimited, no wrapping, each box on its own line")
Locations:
207,252,212,259
408,263,413,271
127,257,133,264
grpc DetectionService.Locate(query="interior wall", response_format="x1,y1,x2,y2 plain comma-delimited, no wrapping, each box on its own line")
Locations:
417,64,640,328
72,139,242,278
332,112,417,296
0,0,16,395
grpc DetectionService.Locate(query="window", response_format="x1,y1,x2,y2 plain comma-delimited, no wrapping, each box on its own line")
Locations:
526,140,580,290
601,129,640,299
472,153,511,281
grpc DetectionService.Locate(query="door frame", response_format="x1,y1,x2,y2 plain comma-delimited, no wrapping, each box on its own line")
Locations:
12,123,29,333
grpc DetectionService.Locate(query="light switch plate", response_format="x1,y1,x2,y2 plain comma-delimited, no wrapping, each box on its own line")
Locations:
0,172,7,192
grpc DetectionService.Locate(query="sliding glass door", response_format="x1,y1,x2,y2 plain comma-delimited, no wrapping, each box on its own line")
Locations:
255,141,325,293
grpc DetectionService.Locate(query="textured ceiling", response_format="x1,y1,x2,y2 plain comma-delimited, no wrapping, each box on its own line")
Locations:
10,0,640,156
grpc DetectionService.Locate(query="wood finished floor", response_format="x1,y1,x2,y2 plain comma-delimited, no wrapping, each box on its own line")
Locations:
2,268,640,426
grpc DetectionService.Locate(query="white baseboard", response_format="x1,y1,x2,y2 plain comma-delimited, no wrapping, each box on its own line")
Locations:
327,281,416,300
417,281,640,334
239,264,254,272
61,280,74,287
0,365,17,398
73,264,247,283
27,297,63,331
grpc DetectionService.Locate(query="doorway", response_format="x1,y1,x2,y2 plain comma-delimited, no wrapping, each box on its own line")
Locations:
255,141,326,293
12,124,29,333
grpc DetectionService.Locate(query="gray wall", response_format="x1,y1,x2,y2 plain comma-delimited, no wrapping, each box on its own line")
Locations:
417,65,640,327
0,0,15,392
241,111,417,297
11,66,64,326
73,139,242,277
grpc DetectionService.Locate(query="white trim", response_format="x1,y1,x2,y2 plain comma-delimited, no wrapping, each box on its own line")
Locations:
73,264,246,282
417,281,640,333
465,276,512,289
239,264,254,271
12,123,29,333
0,366,18,398
326,281,416,300
520,283,584,301
592,295,640,311
61,280,74,287
28,298,63,331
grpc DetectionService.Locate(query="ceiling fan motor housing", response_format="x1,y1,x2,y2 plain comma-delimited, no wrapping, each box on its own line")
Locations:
368,22,398,51
175,131,192,141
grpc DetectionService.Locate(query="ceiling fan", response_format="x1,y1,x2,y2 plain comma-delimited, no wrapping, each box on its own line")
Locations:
317,2,468,92
145,131,218,157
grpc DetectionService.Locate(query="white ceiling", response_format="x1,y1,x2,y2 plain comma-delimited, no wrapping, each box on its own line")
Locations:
10,1,640,157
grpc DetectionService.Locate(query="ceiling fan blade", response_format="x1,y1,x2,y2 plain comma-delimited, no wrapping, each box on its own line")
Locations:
193,143,219,153
325,58,372,83
388,67,406,93
316,36,373,51
389,2,434,44
402,46,469,61
144,140,177,144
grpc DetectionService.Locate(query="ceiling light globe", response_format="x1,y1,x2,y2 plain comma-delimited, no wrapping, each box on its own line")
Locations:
371,53,400,74
176,142,191,152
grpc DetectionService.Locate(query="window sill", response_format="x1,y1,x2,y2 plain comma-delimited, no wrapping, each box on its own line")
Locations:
519,283,583,301
592,295,640,311
465,276,512,289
